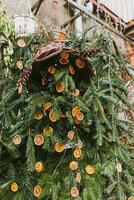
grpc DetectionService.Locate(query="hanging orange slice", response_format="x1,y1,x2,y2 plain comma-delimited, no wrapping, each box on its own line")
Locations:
43,126,53,137
56,82,65,93
70,187,79,198
34,135,44,146
49,110,58,122
69,161,78,171
74,118,81,125
76,173,81,183
17,38,26,47
71,89,80,97
35,162,44,173
43,102,52,111
10,182,18,192
85,165,95,175
34,111,43,120
76,58,85,69
67,131,75,140
34,185,42,197
60,113,66,118
73,149,81,159
16,61,23,70
55,143,65,153
59,58,69,65
13,135,22,145
60,50,69,59
72,106,81,117
48,66,56,74
128,197,134,200
76,112,84,121
69,65,75,75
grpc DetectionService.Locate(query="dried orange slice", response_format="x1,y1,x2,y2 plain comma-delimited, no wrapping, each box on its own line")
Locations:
35,162,44,173
16,61,23,70
48,66,56,74
34,111,43,120
74,118,81,125
71,89,80,97
72,106,81,117
43,102,52,111
60,51,69,59
76,173,81,183
56,82,65,93
59,58,69,65
67,131,75,140
34,185,42,197
43,126,53,137
76,112,84,121
85,165,95,175
10,182,18,192
13,135,22,145
73,149,81,159
76,58,85,69
60,113,66,118
69,161,78,171
71,187,79,198
49,110,58,122
34,135,44,146
17,38,26,47
69,65,75,75
55,143,65,153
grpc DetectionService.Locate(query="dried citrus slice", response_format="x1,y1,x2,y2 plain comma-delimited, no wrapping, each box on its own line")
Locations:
73,149,81,159
59,58,69,65
55,143,65,153
72,106,81,117
69,161,78,171
76,58,85,69
85,165,95,175
13,135,22,145
35,162,44,173
48,66,56,74
34,185,42,197
49,110,58,122
67,131,75,140
43,126,53,137
43,102,52,111
56,82,65,93
10,182,18,192
69,65,75,75
71,187,79,198
60,50,69,59
34,111,43,120
34,135,44,146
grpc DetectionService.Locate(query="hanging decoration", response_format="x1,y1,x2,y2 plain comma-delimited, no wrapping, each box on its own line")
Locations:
13,0,38,37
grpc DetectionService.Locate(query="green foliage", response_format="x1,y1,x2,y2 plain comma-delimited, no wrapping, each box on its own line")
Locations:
0,11,134,200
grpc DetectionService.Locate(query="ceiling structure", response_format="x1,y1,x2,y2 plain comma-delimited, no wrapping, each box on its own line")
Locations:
99,0,134,23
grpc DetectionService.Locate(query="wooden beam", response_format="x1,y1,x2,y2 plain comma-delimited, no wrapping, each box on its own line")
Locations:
61,12,83,29
65,0,134,45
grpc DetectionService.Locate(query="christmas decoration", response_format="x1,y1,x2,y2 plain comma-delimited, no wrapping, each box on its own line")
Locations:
16,60,23,70
128,197,134,200
85,165,95,175
1,11,134,199
69,161,78,171
43,126,53,137
67,131,75,140
35,162,44,173
43,102,52,111
70,187,79,198
10,182,18,192
54,143,65,153
13,135,22,145
34,135,44,146
34,185,42,197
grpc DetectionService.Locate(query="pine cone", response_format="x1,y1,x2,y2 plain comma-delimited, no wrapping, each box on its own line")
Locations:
80,48,101,58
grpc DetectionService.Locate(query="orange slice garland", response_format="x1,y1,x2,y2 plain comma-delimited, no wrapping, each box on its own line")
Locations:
48,66,56,74
67,131,75,140
70,187,79,198
49,110,58,122
76,58,85,69
43,102,52,111
43,126,53,137
69,161,78,171
13,135,22,145
10,182,18,192
55,143,65,153
72,106,81,117
59,58,69,65
69,65,75,75
85,165,95,175
34,135,44,146
60,51,69,59
34,111,43,120
56,82,65,93
35,162,44,173
34,185,42,197
73,149,81,159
